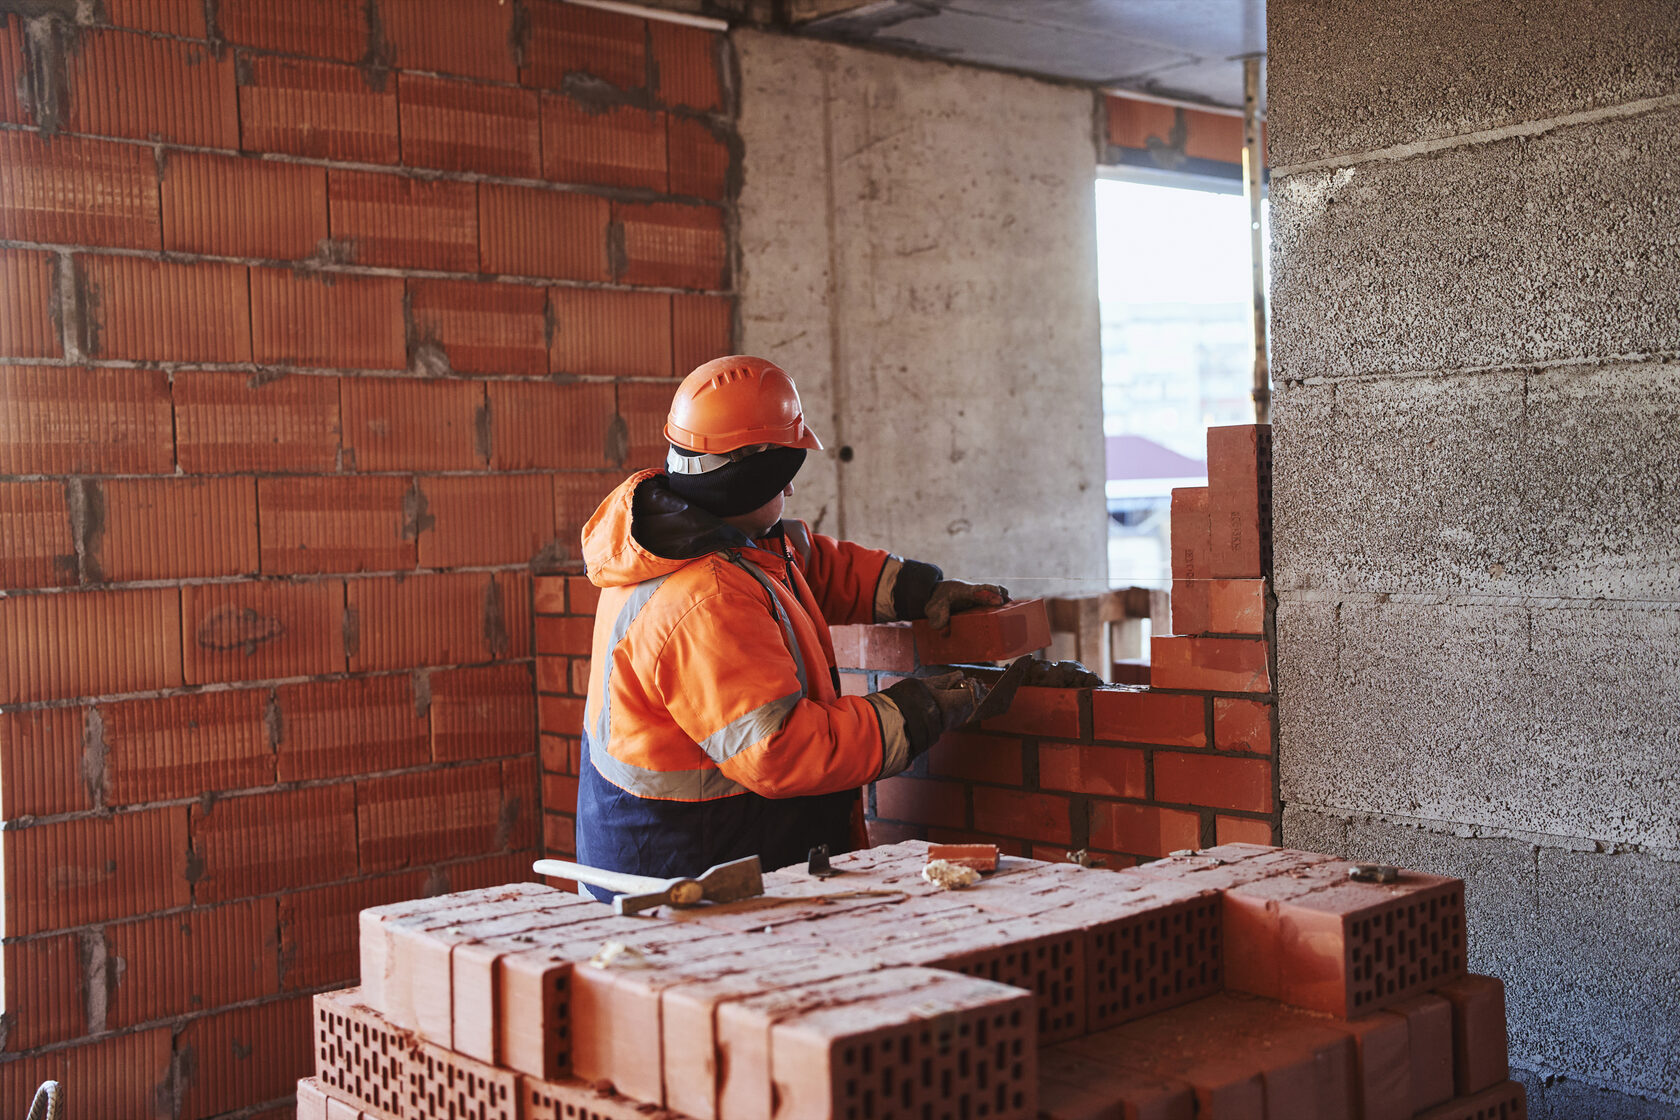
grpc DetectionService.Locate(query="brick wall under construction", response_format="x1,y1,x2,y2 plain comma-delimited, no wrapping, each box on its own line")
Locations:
0,0,734,1114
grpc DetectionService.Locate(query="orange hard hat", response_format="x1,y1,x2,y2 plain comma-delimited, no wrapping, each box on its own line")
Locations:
664,355,824,454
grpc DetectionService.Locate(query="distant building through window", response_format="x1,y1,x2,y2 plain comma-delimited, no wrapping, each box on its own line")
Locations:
1097,175,1267,589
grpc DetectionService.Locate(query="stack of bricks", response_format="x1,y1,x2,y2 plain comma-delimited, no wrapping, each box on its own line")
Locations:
0,0,735,1114
298,839,1524,1120
845,424,1277,867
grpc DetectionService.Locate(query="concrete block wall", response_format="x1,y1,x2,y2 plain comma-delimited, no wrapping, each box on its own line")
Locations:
0,1,734,1114
1267,1,1680,1114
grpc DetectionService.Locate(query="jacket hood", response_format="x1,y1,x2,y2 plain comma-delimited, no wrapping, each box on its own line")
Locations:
583,470,755,588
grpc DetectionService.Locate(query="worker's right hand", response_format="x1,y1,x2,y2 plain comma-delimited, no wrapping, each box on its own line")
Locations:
917,669,988,730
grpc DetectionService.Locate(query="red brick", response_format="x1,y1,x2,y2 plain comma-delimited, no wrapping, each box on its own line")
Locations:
543,811,577,854
981,684,1082,739
1039,742,1146,798
1436,974,1509,1095
1154,750,1273,813
1089,801,1201,858
1150,635,1270,693
486,379,618,470
549,285,672,377
555,473,616,549
80,255,251,363
328,169,477,272
274,674,428,782
430,663,536,762
408,277,547,377
1415,1082,1527,1120
0,587,183,704
191,784,356,903
105,0,206,36
66,29,237,147
341,376,487,471
522,2,645,90
2,807,188,936
101,688,273,806
1205,578,1266,634
1213,698,1273,755
539,694,586,738
0,130,159,249
1,933,83,1048
536,615,595,658
174,370,340,474
829,622,918,671
568,576,602,615
1390,993,1456,1113
0,1029,175,1118
0,248,61,357
418,473,556,569
105,898,280,1029
220,0,363,57
1215,815,1275,846
972,786,1072,845
672,292,733,375
1170,578,1209,635
384,0,518,81
256,475,411,575
503,756,540,851
926,729,1023,785
0,706,87,818
873,775,966,830
175,995,315,1120
1109,97,1245,163
1090,687,1205,747
913,598,1052,665
535,655,568,694
0,18,23,125
569,659,593,697
542,94,667,190
612,200,727,289
533,576,567,615
0,366,171,474
97,476,260,581
0,480,75,588
542,769,579,809
278,871,429,991
615,379,676,470
1207,424,1269,579
398,72,540,178
1170,486,1212,580
1223,863,1466,1017
356,762,512,871
251,267,405,370
347,570,529,671
668,114,731,200
239,56,399,163
182,580,343,685
1109,659,1151,686
650,21,722,110
161,151,327,260
480,183,611,281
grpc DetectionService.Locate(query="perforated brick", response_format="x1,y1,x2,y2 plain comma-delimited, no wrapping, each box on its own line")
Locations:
1224,862,1467,1016
522,1077,668,1120
767,969,1038,1120
1086,889,1224,1028
896,915,1086,1044
406,1034,519,1120
313,989,407,1120
1415,1080,1527,1120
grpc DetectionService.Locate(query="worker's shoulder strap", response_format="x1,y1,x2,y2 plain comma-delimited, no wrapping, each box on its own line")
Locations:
780,520,814,569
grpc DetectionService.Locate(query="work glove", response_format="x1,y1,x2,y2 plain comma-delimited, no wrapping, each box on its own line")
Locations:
878,670,992,760
923,579,1011,631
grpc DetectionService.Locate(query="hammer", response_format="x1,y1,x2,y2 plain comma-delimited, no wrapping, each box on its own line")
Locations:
532,854,764,916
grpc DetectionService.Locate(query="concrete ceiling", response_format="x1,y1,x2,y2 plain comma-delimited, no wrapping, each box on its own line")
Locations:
787,0,1266,110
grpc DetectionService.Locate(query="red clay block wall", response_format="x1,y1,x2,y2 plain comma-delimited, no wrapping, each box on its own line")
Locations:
0,0,734,1113
857,425,1277,865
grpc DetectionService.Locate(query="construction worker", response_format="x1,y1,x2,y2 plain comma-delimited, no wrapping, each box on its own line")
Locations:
575,355,1007,887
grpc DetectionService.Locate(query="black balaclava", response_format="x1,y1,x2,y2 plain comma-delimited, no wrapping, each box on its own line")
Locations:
664,445,807,517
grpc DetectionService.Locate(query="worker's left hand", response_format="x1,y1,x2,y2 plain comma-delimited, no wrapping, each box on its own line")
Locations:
924,580,1010,631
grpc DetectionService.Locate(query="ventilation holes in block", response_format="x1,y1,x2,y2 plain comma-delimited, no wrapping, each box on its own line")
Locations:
940,931,1085,1043
1086,895,1223,1029
1346,886,1466,1012
831,1006,1032,1120
408,1043,518,1120
313,995,407,1118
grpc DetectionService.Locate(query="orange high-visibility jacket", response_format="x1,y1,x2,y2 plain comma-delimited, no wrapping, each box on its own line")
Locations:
574,470,934,878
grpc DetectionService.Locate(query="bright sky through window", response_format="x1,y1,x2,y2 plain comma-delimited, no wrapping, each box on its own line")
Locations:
1096,179,1256,306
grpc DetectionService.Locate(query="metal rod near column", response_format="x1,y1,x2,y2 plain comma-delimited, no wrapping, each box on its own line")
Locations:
1242,54,1271,424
